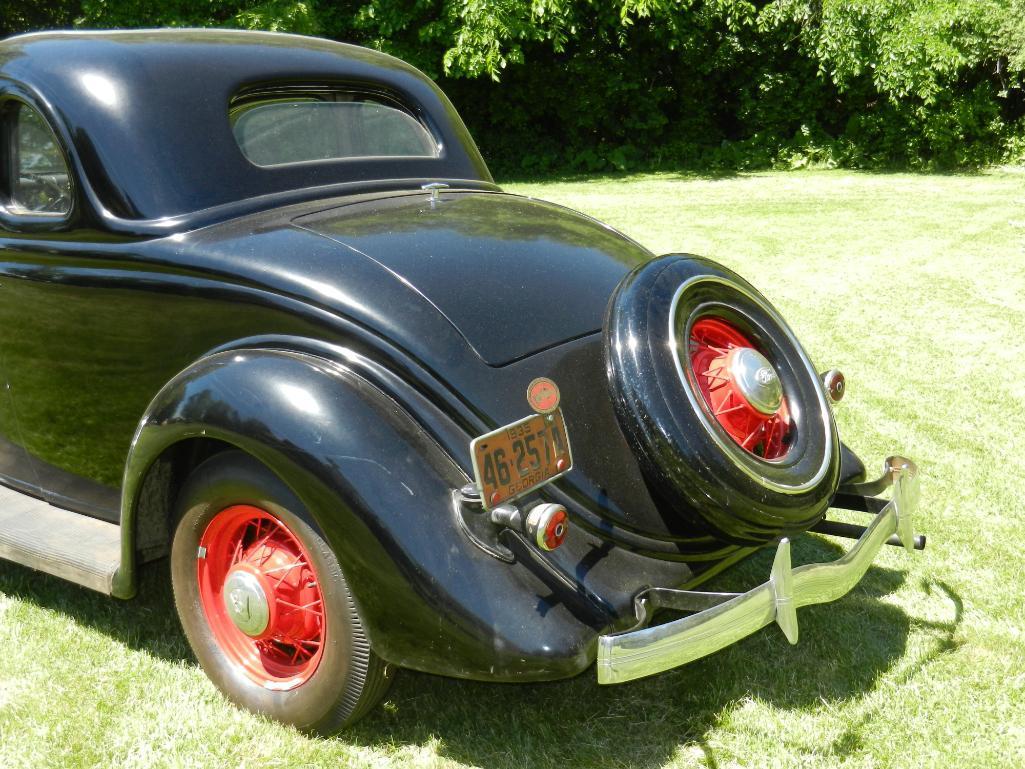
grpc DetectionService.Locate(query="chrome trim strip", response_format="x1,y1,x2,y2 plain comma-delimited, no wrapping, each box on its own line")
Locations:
597,460,918,684
667,275,835,493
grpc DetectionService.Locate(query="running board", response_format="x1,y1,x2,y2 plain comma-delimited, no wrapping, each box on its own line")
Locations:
0,483,121,595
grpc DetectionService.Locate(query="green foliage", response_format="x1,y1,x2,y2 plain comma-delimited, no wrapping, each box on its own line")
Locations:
1001,0,1025,77
76,0,319,34
0,1,82,38
758,0,1021,168
2,0,1023,173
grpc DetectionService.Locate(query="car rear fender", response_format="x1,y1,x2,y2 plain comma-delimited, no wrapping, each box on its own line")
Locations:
117,346,602,679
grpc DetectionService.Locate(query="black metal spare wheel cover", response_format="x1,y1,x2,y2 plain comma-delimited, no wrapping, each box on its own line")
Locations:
604,255,840,545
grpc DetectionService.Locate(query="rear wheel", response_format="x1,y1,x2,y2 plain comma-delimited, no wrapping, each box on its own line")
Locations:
170,450,391,733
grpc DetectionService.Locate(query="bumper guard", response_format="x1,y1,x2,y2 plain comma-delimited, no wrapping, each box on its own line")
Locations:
596,457,920,684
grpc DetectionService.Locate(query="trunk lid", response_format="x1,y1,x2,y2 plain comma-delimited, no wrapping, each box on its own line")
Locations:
294,190,652,365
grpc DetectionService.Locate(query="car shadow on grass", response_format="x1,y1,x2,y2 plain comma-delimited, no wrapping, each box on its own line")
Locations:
0,556,195,666
346,535,962,768
0,534,962,769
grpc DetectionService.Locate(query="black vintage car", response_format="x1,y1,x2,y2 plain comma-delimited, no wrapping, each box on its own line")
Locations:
0,29,923,733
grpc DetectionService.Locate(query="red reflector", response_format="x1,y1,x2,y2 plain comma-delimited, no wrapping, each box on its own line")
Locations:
525,503,569,551
544,508,569,550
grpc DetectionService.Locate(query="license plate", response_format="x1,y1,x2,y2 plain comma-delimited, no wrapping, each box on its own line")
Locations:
471,408,572,510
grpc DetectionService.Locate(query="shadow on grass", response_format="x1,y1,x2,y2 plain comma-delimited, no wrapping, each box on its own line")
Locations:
812,578,964,761
0,534,962,769
347,536,956,768
0,556,194,665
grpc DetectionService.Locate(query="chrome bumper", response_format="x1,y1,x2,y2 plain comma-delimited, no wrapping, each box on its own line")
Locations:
596,458,920,685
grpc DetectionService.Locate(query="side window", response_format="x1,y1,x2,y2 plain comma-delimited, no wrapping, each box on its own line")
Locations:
230,87,440,167
4,103,72,217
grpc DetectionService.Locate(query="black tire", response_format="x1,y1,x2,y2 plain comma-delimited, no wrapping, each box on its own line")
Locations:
170,450,392,733
605,255,840,544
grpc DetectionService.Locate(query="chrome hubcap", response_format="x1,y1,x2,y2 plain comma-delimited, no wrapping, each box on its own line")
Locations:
223,569,270,637
730,347,783,415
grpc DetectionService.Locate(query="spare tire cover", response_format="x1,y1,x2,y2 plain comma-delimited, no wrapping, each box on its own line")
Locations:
604,254,840,545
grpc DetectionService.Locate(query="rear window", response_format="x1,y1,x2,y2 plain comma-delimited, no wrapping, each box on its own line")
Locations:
230,88,440,167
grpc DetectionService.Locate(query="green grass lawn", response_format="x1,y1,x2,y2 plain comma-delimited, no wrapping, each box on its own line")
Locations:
2,169,1024,768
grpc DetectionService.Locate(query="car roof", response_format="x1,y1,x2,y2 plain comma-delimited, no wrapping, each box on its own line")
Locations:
0,29,493,229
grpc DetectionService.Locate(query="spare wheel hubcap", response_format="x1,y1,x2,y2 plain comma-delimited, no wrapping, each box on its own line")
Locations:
689,317,792,459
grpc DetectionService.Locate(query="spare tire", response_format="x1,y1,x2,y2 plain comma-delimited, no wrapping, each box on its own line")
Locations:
604,254,840,545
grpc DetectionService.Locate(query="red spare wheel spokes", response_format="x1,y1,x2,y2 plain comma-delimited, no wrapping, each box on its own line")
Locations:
689,317,792,459
197,505,326,690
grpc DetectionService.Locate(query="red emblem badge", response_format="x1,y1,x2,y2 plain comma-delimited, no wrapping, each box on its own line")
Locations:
527,377,560,414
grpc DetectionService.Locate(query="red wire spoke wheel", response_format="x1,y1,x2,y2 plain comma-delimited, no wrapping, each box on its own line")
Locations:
605,255,839,545
689,317,791,460
197,505,326,689
171,451,392,734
